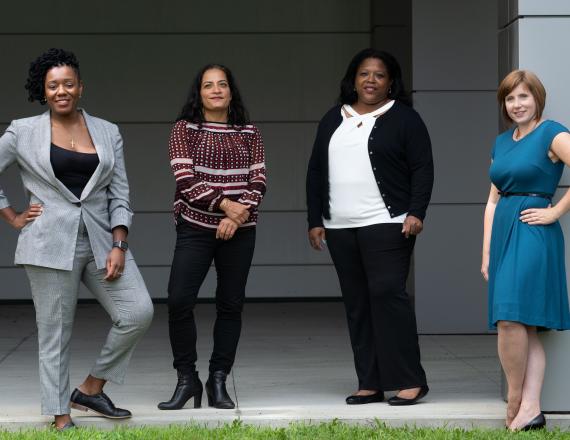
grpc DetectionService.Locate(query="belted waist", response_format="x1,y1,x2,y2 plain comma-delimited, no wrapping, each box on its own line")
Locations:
498,191,552,200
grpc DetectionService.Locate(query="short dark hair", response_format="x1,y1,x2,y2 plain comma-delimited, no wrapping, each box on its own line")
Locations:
177,64,250,127
25,48,80,105
338,48,411,106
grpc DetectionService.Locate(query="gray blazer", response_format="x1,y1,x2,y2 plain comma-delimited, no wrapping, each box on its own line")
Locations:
0,109,133,270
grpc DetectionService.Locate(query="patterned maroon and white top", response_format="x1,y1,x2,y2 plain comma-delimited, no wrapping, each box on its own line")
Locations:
169,120,267,229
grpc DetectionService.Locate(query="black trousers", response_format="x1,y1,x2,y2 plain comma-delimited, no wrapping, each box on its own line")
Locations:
167,221,256,375
326,223,427,391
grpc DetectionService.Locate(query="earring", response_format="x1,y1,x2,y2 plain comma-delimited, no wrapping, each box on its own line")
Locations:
388,87,392,95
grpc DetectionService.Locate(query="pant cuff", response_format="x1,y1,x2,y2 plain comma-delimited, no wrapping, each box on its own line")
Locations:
89,369,126,386
42,404,71,416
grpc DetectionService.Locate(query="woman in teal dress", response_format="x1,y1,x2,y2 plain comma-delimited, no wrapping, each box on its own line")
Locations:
482,70,570,431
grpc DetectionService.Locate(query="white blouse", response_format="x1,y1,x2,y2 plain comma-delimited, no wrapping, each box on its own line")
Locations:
323,101,407,229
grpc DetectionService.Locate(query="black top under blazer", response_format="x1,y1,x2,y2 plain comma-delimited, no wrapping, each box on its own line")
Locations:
306,101,434,229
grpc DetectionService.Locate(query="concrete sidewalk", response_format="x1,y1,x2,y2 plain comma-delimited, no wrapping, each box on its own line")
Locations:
1,302,569,431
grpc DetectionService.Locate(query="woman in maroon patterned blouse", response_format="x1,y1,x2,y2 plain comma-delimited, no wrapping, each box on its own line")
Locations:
158,64,266,410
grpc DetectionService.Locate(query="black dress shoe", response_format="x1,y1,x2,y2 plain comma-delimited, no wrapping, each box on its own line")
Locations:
345,392,384,405
205,371,235,409
520,413,546,431
70,388,132,419
387,385,429,406
158,371,203,410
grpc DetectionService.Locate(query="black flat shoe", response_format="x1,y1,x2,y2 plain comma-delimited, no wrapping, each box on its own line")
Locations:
70,388,132,419
158,371,203,410
387,385,429,406
205,371,235,409
520,413,546,431
345,392,384,405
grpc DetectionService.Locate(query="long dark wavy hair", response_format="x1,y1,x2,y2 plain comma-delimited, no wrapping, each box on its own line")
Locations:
25,48,81,105
177,64,250,127
338,48,411,106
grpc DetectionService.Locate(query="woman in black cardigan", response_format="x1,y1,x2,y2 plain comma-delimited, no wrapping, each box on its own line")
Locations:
306,48,433,406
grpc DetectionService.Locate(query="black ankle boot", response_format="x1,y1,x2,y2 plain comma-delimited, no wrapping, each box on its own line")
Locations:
205,371,235,409
158,371,203,410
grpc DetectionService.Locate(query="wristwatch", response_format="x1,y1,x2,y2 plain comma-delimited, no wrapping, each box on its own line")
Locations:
112,241,129,252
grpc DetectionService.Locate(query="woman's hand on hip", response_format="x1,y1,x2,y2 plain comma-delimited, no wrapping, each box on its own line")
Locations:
520,205,559,225
308,227,326,251
402,215,423,238
10,204,43,230
216,218,239,240
105,248,125,281
220,199,250,225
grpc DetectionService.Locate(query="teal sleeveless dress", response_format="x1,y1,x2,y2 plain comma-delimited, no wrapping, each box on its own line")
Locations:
488,120,570,330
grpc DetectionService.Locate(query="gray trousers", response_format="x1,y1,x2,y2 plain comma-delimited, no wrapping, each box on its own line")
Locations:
24,221,154,415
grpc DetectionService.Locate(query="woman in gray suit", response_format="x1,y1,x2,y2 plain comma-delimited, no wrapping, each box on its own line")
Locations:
0,48,154,431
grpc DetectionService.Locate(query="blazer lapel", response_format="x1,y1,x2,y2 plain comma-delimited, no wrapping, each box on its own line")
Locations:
39,110,78,202
80,109,107,200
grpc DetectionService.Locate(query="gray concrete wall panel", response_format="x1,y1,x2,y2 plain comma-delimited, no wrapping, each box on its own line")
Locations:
0,34,368,124
0,0,371,33
0,265,340,300
140,266,341,299
372,0,411,26
125,212,332,267
498,22,519,83
518,0,570,16
413,92,498,204
412,0,497,91
498,0,519,28
415,205,488,333
372,26,413,90
412,0,497,333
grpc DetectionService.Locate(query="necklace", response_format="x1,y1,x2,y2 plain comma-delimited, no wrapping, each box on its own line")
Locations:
51,118,82,150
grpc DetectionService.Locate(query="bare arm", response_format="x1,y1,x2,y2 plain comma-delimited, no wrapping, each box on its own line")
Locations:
482,183,500,281
520,132,570,225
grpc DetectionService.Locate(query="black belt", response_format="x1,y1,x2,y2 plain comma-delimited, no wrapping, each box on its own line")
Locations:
498,191,552,200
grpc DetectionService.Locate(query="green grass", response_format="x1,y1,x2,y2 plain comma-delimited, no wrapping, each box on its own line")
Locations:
0,421,569,439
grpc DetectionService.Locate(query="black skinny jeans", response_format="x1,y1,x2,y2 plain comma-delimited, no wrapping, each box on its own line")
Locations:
167,221,256,375
326,223,427,391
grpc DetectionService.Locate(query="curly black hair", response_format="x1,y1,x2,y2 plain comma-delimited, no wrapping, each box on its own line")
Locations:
177,63,250,127
338,48,411,106
25,48,80,105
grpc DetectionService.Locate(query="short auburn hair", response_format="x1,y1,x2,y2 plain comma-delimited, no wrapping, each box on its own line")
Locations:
497,70,546,123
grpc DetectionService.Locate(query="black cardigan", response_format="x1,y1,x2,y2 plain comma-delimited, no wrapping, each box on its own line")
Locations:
306,101,434,229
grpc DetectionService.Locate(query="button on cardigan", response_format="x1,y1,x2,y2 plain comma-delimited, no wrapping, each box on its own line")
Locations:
306,101,434,229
